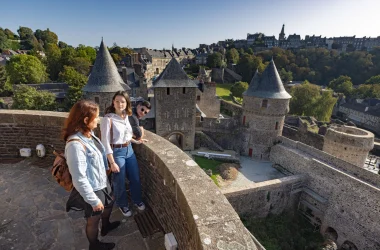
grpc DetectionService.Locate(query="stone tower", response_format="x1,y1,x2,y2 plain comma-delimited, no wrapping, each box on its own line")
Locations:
279,24,285,41
323,125,374,167
82,39,130,115
242,59,291,160
153,58,198,150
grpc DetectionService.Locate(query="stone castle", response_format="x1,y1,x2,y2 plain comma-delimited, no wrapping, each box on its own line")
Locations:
1,39,378,249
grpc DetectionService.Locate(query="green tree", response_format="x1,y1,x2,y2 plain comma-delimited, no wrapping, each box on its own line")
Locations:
354,84,380,98
0,65,12,96
328,75,353,96
290,81,336,121
279,68,293,84
364,75,380,85
314,90,337,121
0,29,11,51
59,66,87,108
207,52,223,68
60,47,77,66
230,81,248,98
226,48,239,64
4,29,16,39
58,41,68,49
12,84,56,110
236,53,266,82
247,48,254,55
45,43,62,80
76,45,96,63
6,54,47,84
68,57,91,75
17,26,41,50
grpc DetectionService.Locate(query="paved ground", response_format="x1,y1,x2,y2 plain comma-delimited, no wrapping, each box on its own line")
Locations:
0,159,164,250
221,156,286,191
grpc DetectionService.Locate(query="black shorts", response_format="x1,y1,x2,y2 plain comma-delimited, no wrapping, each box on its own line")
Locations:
66,181,114,218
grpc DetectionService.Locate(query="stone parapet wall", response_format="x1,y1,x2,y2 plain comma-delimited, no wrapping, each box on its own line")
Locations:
0,110,68,158
220,100,243,117
277,136,380,187
0,110,258,250
323,126,374,167
134,131,257,249
223,175,305,218
282,124,324,150
270,140,380,249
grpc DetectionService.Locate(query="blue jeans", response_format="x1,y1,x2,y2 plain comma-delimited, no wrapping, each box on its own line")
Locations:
112,144,142,208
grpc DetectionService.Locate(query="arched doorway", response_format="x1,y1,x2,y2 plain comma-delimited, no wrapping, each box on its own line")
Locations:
168,132,184,149
324,227,338,242
340,241,358,250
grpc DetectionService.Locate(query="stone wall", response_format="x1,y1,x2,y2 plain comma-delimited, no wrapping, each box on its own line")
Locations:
282,124,324,150
196,83,220,118
223,175,305,218
0,110,67,158
338,105,380,135
270,137,380,249
220,100,243,118
323,126,374,168
0,110,258,250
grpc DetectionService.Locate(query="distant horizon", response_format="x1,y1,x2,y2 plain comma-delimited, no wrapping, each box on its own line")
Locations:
2,0,380,49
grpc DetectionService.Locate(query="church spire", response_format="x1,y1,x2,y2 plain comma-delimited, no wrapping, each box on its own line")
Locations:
279,24,285,41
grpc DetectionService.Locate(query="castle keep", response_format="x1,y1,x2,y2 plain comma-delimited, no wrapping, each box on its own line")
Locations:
242,60,291,160
153,58,198,151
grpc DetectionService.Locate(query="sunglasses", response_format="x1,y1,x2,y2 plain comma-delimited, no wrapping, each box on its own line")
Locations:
140,107,149,115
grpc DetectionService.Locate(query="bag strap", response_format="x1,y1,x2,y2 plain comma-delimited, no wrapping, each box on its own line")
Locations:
66,139,86,151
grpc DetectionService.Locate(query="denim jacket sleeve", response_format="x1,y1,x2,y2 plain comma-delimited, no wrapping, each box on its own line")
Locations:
65,141,101,207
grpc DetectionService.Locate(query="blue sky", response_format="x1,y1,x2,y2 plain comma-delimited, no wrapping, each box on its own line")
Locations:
1,0,379,49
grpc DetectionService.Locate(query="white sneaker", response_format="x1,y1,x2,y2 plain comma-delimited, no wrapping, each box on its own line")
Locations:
119,207,132,217
135,202,146,211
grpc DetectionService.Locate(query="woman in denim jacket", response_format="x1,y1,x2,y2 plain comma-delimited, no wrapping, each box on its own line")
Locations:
63,100,119,250
100,91,145,217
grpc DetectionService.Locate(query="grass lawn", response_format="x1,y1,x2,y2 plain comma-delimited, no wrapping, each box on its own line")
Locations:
216,84,233,102
193,155,224,186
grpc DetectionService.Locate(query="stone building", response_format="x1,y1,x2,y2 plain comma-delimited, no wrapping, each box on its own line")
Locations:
242,60,291,160
196,68,220,118
117,65,148,99
153,58,198,150
82,39,130,115
335,98,380,135
323,125,374,168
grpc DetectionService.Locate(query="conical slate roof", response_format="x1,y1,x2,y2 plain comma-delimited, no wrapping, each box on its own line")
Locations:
243,59,291,99
153,58,198,88
83,39,130,93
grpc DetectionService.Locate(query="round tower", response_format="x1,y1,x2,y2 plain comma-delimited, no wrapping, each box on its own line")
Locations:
242,60,291,160
82,39,130,115
323,125,374,167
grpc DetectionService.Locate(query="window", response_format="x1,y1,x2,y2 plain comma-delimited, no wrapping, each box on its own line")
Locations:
197,95,201,101
174,109,180,118
183,87,186,94
164,111,170,119
167,88,170,95
167,124,171,131
243,116,246,125
174,123,178,130
261,99,268,108
156,68,159,74
184,108,189,118
275,122,278,130
94,97,99,104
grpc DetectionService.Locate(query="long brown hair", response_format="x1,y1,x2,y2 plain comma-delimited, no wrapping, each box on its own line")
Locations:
62,100,99,141
105,90,132,115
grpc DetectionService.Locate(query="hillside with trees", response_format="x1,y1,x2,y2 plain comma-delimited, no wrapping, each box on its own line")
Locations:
0,26,133,110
